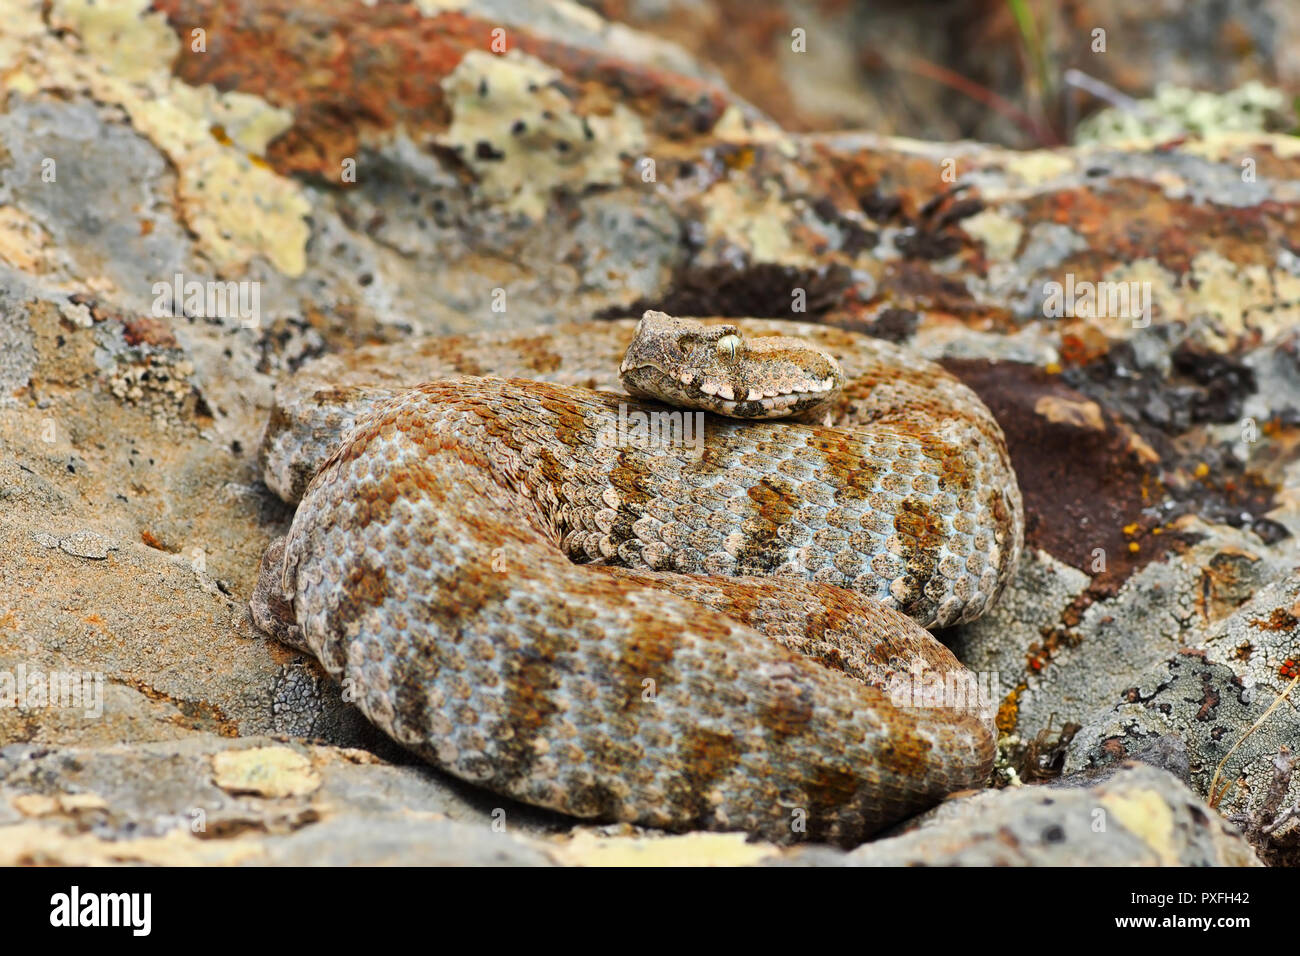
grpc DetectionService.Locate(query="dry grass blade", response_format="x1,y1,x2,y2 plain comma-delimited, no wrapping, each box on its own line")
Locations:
1208,673,1300,808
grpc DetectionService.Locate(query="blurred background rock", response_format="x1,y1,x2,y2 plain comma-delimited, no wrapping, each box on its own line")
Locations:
581,0,1300,144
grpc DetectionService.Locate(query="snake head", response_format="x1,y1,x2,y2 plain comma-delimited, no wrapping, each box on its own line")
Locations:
619,310,844,419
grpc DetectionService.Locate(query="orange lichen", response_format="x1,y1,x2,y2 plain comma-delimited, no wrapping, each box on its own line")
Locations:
995,685,1024,736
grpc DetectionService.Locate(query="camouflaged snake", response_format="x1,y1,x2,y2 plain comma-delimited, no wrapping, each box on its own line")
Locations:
251,312,1023,844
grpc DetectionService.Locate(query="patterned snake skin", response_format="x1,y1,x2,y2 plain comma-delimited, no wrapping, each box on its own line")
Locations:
251,316,1024,844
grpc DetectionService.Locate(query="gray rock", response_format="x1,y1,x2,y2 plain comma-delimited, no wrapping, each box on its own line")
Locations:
0,736,565,866
1067,572,1300,834
781,763,1260,866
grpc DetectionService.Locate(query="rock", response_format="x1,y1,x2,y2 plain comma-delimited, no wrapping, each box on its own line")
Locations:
37,528,116,559
781,763,1261,867
211,745,322,799
547,828,788,867
1075,83,1293,145
0,736,565,866
951,522,1291,785
1121,735,1194,784
1066,572,1300,856
0,737,1261,867
583,1,1300,147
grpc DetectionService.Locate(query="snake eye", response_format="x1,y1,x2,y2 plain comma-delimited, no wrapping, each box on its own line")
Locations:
716,334,742,360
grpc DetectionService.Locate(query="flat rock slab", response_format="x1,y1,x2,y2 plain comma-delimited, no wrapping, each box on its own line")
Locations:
0,737,1258,867
782,762,1262,867
0,736,568,866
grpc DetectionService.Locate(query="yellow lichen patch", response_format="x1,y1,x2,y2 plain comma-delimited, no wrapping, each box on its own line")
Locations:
704,179,808,265
414,0,468,13
548,0,608,32
549,828,781,866
202,88,299,156
178,143,310,277
211,746,322,799
0,206,54,273
1185,251,1294,348
121,83,306,274
960,208,1024,262
1181,131,1300,162
438,50,646,220
1099,789,1178,865
0,822,266,866
21,0,310,276
1093,257,1178,337
0,1,46,93
1002,149,1077,189
11,795,60,817
51,0,177,84
1133,250,1300,349
11,791,108,817
712,105,798,156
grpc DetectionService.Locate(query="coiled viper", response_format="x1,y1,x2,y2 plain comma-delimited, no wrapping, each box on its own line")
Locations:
251,313,1023,844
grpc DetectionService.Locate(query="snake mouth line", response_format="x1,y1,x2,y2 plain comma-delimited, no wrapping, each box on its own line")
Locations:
621,363,838,417
711,391,821,416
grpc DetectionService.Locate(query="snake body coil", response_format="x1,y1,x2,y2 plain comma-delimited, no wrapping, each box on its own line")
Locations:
252,315,1023,843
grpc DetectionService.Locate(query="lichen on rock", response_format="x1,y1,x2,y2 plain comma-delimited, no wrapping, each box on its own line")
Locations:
437,49,646,219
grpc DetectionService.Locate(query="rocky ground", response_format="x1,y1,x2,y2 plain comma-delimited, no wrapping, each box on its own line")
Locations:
1,0,1298,865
